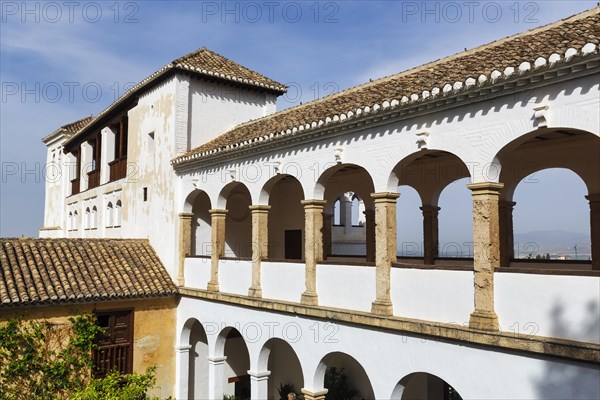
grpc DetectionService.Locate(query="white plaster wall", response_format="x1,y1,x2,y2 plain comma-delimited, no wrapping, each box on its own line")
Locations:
184,257,212,289
58,76,182,280
219,259,252,296
189,79,272,149
316,264,376,312
177,296,600,400
40,136,68,236
261,261,305,302
391,268,474,324
495,272,600,343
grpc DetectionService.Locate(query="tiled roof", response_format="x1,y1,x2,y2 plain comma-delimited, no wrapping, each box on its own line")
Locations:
0,238,177,307
63,48,285,149
42,116,94,143
172,47,286,92
173,7,600,164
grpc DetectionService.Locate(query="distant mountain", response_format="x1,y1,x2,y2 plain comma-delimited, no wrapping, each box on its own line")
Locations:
514,230,591,258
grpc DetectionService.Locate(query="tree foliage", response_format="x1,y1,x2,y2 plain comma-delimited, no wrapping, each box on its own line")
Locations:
0,314,163,400
324,367,360,400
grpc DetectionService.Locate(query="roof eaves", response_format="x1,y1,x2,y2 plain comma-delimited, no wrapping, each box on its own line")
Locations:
171,41,599,166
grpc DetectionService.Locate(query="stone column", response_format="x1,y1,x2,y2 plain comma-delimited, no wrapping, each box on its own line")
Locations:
177,213,194,286
499,200,516,268
420,205,440,265
301,389,328,400
323,213,333,259
586,194,600,270
248,205,270,298
370,192,400,316
208,356,227,400
467,182,503,331
175,344,192,400
301,200,327,305
248,370,270,399
364,209,375,262
207,209,228,292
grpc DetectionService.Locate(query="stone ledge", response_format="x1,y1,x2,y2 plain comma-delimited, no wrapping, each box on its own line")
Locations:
179,287,600,365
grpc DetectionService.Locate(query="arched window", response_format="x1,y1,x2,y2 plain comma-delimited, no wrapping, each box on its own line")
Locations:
68,212,73,231
106,202,113,227
333,198,341,225
91,206,98,229
84,207,91,230
115,200,122,227
73,211,78,230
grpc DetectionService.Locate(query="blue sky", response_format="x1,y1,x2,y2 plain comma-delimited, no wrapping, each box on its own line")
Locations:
0,0,595,242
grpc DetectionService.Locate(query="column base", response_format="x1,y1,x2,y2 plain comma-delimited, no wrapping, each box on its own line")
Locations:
207,281,220,292
248,286,263,298
301,291,319,306
469,310,499,331
301,388,328,400
371,300,393,316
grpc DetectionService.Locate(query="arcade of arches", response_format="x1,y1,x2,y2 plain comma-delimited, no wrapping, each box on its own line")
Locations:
180,319,464,400
179,128,599,329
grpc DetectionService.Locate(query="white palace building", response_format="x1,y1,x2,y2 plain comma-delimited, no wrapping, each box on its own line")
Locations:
38,8,600,400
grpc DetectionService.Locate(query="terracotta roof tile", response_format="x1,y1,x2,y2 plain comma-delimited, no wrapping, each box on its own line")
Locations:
0,238,177,307
174,7,600,163
42,116,94,143
172,47,286,92
62,48,286,148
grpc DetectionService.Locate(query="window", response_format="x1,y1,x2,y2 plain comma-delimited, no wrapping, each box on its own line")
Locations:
106,202,113,227
109,116,128,182
84,207,91,230
73,211,78,230
93,309,133,377
71,150,81,195
68,212,73,231
87,135,101,190
91,206,98,229
115,200,122,227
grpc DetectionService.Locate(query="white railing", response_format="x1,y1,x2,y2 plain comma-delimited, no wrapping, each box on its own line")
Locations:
261,261,305,302
391,268,473,324
317,264,376,312
184,257,600,343
496,272,600,343
184,257,211,289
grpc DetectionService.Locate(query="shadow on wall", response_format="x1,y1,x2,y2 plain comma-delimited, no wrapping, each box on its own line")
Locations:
533,300,600,399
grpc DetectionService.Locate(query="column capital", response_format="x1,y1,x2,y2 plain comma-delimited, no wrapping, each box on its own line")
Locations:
301,388,328,400
178,212,194,218
466,182,504,194
585,193,600,203
175,344,192,352
247,370,271,380
420,205,441,214
207,355,227,365
371,192,400,202
301,199,328,208
209,209,228,215
249,205,272,212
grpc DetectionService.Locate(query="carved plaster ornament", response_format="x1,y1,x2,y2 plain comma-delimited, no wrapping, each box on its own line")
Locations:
273,160,281,175
533,105,549,128
334,146,343,164
229,168,237,181
416,131,430,150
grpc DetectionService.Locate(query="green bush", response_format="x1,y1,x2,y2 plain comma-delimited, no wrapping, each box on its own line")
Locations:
0,314,166,400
